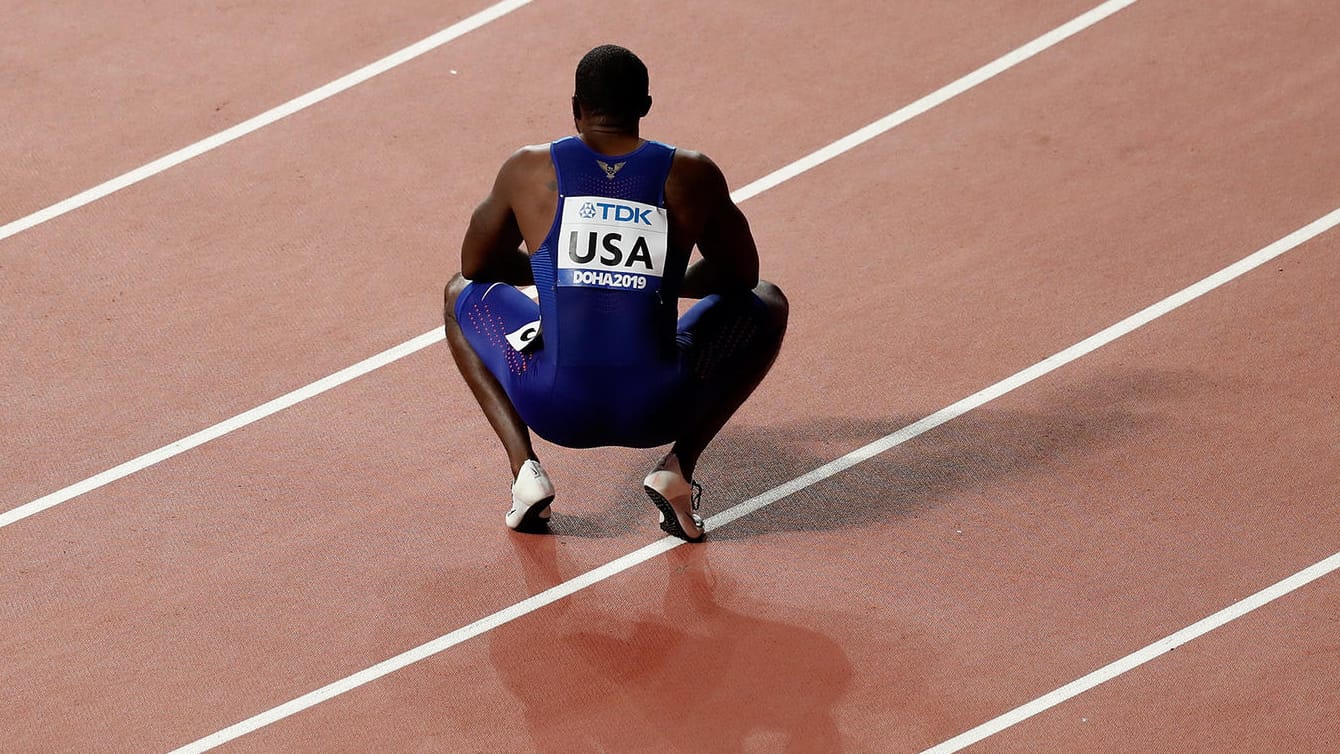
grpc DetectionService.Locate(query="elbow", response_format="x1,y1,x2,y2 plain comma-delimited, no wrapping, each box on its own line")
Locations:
460,246,489,280
736,259,760,290
743,265,760,289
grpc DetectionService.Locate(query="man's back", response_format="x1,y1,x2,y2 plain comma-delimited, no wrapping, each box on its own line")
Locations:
530,135,679,368
492,136,760,298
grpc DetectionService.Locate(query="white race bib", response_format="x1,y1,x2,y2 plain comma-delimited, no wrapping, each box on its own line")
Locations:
556,196,669,292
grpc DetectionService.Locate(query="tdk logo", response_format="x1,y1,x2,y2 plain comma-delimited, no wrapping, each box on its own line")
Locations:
578,201,652,225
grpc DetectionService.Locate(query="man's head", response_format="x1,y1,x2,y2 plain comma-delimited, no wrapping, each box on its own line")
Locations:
572,44,652,130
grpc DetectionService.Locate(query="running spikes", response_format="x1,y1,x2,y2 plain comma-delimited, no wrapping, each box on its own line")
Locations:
506,459,555,531
643,454,705,543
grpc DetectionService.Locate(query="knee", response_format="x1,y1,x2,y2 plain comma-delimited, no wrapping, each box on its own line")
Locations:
753,280,789,335
444,273,470,324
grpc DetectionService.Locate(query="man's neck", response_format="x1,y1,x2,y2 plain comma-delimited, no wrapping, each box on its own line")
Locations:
578,124,643,156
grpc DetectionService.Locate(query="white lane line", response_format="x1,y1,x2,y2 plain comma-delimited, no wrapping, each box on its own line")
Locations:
730,0,1139,203
711,208,1340,531
169,536,681,753
170,210,1340,753
0,0,533,243
922,551,1340,753
0,331,444,529
2,0,1141,531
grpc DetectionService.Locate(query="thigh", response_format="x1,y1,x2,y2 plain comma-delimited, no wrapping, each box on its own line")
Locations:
675,290,773,384
454,281,544,386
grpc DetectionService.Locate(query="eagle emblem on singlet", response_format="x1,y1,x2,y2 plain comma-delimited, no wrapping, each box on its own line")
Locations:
596,160,626,180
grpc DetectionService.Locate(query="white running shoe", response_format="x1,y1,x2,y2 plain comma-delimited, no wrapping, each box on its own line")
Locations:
506,460,555,530
642,454,705,542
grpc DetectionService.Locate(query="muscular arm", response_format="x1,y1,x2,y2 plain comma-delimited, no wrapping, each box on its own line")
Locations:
673,151,760,299
459,152,535,286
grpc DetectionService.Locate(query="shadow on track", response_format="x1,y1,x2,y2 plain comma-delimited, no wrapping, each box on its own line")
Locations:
705,368,1212,538
526,368,1209,540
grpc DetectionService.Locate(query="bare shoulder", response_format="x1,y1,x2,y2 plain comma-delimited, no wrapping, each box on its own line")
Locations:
508,143,553,164
669,148,727,187
666,147,731,211
496,143,553,184
490,144,559,246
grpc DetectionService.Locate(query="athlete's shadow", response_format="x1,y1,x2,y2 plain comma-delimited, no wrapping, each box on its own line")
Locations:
534,368,1206,540
686,368,1209,539
486,538,855,751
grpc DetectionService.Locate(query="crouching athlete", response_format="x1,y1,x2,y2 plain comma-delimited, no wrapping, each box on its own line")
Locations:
443,45,788,542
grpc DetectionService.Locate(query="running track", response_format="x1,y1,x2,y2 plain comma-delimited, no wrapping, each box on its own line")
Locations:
3,0,1337,751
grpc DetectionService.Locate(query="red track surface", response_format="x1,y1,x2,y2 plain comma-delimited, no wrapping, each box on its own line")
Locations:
3,1,1337,751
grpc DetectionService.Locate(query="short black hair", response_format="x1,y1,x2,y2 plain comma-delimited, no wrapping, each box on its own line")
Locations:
573,44,651,121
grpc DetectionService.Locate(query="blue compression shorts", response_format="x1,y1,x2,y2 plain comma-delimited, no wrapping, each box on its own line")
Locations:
454,282,772,449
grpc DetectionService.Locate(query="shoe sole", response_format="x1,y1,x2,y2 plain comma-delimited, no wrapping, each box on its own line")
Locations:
507,495,554,532
643,485,704,543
